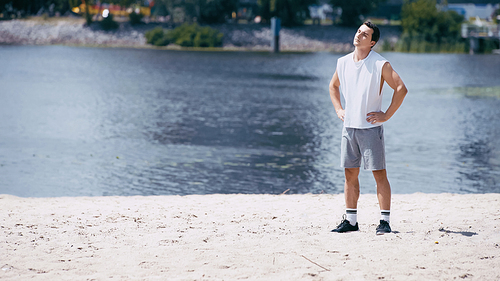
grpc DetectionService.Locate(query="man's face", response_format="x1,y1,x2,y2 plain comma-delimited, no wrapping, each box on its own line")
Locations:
353,24,375,48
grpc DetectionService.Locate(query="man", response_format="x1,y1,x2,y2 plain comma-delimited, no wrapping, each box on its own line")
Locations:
329,21,408,235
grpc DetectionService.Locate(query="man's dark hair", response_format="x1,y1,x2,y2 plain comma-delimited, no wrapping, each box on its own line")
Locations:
363,21,380,47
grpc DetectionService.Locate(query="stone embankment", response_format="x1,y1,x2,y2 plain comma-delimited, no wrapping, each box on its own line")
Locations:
0,17,402,52
0,18,145,47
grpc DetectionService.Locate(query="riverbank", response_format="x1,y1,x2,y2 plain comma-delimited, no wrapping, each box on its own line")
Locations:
1,193,499,280
0,17,402,52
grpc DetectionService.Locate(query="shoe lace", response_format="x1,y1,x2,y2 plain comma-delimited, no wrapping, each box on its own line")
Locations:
337,214,350,228
378,220,389,229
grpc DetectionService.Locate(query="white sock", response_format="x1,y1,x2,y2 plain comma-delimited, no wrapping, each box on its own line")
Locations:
381,210,390,223
346,209,357,226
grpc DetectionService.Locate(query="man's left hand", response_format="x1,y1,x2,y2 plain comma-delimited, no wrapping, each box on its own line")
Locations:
366,111,388,124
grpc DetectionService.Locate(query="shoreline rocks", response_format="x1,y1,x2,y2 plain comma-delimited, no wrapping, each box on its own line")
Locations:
0,19,145,47
0,18,402,52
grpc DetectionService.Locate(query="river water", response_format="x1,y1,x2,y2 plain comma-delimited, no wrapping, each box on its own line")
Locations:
1,46,499,197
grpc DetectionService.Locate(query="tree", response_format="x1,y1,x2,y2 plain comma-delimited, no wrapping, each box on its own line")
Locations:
151,0,235,24
397,0,465,52
151,0,173,18
0,0,11,16
256,0,271,22
331,0,386,26
401,0,463,43
82,0,93,25
0,0,72,17
273,0,316,26
68,0,81,9
199,0,237,24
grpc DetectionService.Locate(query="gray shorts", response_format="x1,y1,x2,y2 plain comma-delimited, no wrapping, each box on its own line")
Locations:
340,126,386,171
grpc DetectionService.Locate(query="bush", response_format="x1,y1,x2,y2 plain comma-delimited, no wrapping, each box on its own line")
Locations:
145,23,223,48
145,26,165,45
381,39,393,51
169,23,198,47
154,36,172,47
194,26,224,47
129,12,143,25
395,34,466,53
101,14,119,30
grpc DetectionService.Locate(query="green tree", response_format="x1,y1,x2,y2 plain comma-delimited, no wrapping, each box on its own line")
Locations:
100,12,119,30
257,0,271,22
331,0,386,26
401,0,463,43
83,0,93,25
153,0,173,18
401,0,438,40
68,0,81,8
273,0,316,26
115,0,134,8
0,0,10,16
199,0,237,24
398,0,465,52
1,0,72,17
152,0,236,24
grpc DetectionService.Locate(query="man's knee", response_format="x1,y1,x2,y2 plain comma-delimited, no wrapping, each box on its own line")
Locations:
372,169,389,183
345,168,360,182
372,168,386,175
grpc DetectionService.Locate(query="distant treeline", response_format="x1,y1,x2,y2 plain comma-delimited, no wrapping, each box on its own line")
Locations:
0,0,139,17
2,0,498,52
0,0,390,27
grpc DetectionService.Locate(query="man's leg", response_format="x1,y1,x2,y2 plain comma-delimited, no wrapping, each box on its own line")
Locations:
373,169,391,210
333,126,361,233
331,167,360,233
373,169,392,234
345,167,361,209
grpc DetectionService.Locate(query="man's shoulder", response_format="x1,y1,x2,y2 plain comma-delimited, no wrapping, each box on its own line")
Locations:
369,51,388,63
338,52,353,63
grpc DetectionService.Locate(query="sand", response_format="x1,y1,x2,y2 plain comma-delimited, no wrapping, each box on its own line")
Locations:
1,193,499,280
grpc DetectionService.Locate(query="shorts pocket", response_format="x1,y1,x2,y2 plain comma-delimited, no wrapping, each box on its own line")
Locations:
378,126,384,140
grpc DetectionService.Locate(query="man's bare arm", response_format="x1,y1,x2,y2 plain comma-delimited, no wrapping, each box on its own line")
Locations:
329,71,344,121
366,62,407,124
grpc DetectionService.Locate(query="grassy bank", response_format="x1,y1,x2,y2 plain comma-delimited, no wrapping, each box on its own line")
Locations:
382,36,499,54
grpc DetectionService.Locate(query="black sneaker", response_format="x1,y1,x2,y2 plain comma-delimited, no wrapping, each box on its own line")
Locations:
331,215,359,233
376,220,392,235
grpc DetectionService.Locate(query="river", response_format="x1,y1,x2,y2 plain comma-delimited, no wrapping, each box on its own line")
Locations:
1,46,499,197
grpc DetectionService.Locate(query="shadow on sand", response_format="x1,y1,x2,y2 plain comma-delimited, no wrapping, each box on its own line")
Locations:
439,227,478,237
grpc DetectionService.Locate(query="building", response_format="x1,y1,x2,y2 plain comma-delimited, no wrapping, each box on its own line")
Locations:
444,2,500,21
308,3,335,23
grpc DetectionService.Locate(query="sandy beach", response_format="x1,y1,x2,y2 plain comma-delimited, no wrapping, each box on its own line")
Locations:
1,193,499,280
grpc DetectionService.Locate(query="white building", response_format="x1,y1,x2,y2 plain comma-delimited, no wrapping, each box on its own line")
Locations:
445,3,500,21
308,4,334,21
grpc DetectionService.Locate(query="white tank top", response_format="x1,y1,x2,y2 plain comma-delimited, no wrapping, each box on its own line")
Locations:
336,51,387,129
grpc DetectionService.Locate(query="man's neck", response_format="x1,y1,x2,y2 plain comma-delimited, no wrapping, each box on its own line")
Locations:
353,47,371,62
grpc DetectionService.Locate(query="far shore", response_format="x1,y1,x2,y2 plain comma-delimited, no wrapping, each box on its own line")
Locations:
1,193,499,280
0,17,402,53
